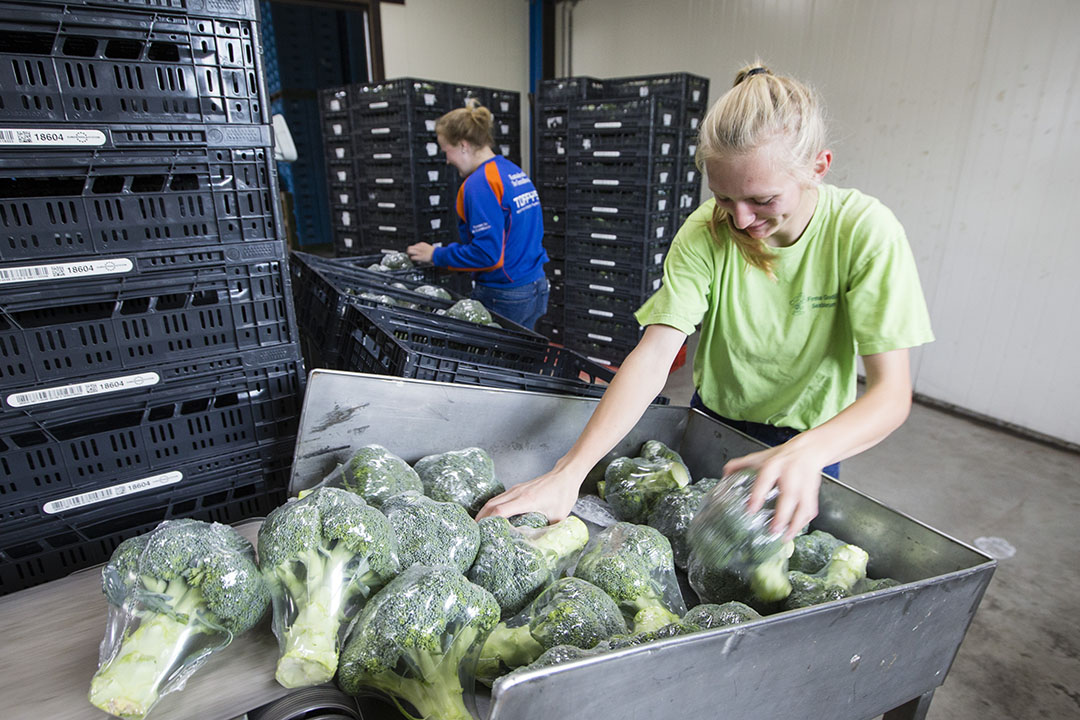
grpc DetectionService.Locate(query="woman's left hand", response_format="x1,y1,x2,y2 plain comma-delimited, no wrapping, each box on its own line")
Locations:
722,438,828,541
406,242,435,263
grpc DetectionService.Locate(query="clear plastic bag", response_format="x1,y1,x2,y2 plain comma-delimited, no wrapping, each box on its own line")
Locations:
647,476,722,569
89,519,270,719
309,444,423,509
572,521,687,633
598,440,691,524
444,298,492,325
381,490,481,574
337,565,501,720
413,447,504,516
257,487,400,689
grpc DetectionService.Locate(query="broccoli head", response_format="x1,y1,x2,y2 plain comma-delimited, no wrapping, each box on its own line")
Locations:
89,519,270,719
468,515,590,618
257,487,401,688
572,522,686,633
413,285,453,301
647,476,721,569
687,537,793,612
381,491,481,574
856,576,902,593
337,564,500,720
444,298,493,325
597,441,691,524
682,601,762,629
789,529,847,574
509,512,550,529
783,543,869,610
606,620,697,649
477,577,626,682
413,447,504,516
340,445,424,508
380,251,414,270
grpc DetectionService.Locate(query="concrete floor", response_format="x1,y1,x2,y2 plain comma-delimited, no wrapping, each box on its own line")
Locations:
661,341,1080,720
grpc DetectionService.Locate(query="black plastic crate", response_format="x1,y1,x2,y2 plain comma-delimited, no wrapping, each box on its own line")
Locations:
341,304,614,394
0,444,290,595
564,283,648,318
360,162,454,192
564,306,644,345
564,258,664,298
562,329,639,369
363,206,452,236
569,128,680,161
567,184,674,217
537,132,569,157
568,156,677,188
537,105,568,132
0,122,273,153
355,78,450,109
319,86,352,116
0,147,278,262
350,103,445,132
571,98,682,131
602,73,710,106
0,251,296,390
538,77,607,101
59,0,260,21
332,228,366,257
569,209,675,243
0,352,301,508
546,257,565,284
565,233,670,272
543,233,565,261
0,4,265,126
488,90,520,116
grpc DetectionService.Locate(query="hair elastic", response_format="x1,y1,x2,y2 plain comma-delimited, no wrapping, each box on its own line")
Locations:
746,67,769,78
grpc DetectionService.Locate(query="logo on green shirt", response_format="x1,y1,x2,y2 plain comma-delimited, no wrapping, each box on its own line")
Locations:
790,293,839,316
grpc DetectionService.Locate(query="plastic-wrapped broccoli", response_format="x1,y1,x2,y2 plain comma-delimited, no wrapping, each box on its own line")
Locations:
606,620,697,649
789,529,847,574
88,519,270,719
468,515,590,618
476,577,626,682
444,298,492,325
682,601,762,629
687,469,797,604
413,284,453,301
572,522,686,633
366,263,389,272
357,291,397,306
647,476,722,569
510,512,550,529
337,565,500,720
257,487,400,688
783,543,869,610
413,447,504,515
380,251,414,270
381,491,481,574
329,445,424,509
598,440,692,524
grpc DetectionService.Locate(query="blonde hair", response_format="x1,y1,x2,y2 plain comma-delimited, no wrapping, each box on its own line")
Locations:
696,62,828,274
435,98,495,149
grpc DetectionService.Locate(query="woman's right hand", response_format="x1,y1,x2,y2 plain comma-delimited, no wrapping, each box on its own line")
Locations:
475,466,583,523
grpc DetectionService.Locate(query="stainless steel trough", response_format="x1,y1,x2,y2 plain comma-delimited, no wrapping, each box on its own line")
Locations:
290,371,995,720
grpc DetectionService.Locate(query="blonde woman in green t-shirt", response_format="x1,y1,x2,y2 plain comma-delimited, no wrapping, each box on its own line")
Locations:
477,63,933,539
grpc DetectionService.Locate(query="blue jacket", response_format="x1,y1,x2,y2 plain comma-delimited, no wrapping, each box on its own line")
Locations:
431,156,548,287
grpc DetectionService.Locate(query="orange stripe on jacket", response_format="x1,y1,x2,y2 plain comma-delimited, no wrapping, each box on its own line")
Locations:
446,160,508,273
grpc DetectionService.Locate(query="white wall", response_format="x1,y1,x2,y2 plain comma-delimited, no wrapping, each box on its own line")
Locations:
556,0,1080,445
380,0,531,169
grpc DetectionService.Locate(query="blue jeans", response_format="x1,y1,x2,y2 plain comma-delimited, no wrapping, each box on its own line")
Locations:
691,392,840,478
471,277,550,330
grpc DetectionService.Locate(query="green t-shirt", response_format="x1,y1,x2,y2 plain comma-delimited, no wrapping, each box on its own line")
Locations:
635,185,934,431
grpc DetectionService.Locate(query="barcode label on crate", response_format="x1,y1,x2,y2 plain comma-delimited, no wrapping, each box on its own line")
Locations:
591,233,617,240
330,99,342,111
500,124,510,134
375,178,394,185
426,143,439,156
335,147,346,159
691,117,700,130
374,152,393,160
500,145,511,155
337,171,348,181
661,143,672,155
43,471,183,514
428,170,440,181
589,259,616,267
588,354,614,366
426,120,437,132
688,144,698,156
662,113,673,126
588,332,613,342
592,179,619,186
430,219,442,229
332,123,343,136
657,227,667,239
379,226,398,232
0,128,107,147
370,101,390,109
592,206,619,214
338,193,350,204
654,253,664,265
658,200,667,211
594,121,622,129
7,372,160,408
594,151,621,158
343,237,354,248
371,127,391,135
341,212,352,226
589,284,615,293
377,202,396,209
659,171,669,183
0,258,133,285
429,195,441,206
653,278,662,290
588,309,614,318
424,93,436,105
692,89,702,102
500,101,510,112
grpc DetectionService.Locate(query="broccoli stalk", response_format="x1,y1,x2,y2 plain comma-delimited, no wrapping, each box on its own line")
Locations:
476,623,546,681
748,540,795,602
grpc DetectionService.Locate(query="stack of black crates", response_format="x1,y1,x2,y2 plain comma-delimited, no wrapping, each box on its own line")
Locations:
533,73,708,366
0,0,304,594
318,78,522,257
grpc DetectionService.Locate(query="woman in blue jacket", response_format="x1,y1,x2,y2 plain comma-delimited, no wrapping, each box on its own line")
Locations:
406,101,549,329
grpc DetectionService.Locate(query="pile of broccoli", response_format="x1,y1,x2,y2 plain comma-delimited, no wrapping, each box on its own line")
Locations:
88,519,270,719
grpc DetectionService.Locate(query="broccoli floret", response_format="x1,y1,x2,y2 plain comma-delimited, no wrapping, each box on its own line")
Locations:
341,445,424,508
413,284,452,301
783,542,869,610
572,522,686,633
599,441,691,524
413,447,504,515
509,512,549,529
789,530,847,574
257,487,400,688
606,620,697,649
687,469,796,604
687,538,793,611
380,251,414,270
468,515,590,618
856,576,902,593
477,577,626,681
381,491,480,574
444,298,492,324
337,565,500,720
682,601,762,629
88,519,270,719
647,476,722,569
